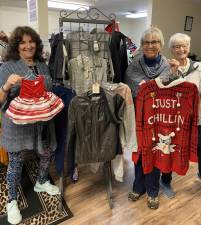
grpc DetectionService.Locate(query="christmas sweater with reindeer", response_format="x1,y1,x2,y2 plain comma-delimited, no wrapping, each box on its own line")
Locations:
133,77,199,175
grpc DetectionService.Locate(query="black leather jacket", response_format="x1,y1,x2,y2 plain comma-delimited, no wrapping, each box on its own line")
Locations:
67,88,125,175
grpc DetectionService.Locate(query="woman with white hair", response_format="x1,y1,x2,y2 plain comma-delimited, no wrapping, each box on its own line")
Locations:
161,32,201,197
125,26,172,210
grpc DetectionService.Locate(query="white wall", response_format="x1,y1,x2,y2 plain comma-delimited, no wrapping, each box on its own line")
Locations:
0,6,146,49
48,12,147,46
2,2,201,59
0,6,28,36
48,11,147,47
48,10,60,34
0,6,57,38
151,0,201,59
117,17,147,46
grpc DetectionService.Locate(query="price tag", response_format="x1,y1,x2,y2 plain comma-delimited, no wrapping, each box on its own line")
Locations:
93,41,99,52
92,82,100,94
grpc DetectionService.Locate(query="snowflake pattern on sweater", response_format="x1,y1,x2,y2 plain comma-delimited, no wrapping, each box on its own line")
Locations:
133,77,199,175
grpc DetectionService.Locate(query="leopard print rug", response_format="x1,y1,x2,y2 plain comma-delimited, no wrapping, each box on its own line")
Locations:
0,161,73,225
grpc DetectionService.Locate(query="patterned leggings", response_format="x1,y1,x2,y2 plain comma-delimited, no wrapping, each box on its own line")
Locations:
7,149,51,202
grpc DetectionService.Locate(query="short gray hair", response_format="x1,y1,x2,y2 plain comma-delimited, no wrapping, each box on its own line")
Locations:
140,26,165,47
168,33,191,48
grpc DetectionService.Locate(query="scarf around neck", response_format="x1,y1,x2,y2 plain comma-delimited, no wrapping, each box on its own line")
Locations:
144,54,161,67
140,54,169,79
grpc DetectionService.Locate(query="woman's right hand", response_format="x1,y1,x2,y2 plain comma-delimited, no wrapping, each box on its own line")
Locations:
168,59,180,74
3,74,23,91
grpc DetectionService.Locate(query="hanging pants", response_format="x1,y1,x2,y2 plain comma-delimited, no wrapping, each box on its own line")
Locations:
7,148,51,202
133,157,160,198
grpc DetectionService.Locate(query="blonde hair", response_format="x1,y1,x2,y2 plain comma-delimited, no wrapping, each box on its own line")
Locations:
140,26,165,47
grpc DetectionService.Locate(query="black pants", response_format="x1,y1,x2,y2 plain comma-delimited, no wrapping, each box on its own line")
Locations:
161,172,172,185
133,158,160,197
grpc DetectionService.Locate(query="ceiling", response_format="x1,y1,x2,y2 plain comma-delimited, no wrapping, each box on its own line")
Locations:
0,0,201,17
94,0,149,15
0,0,149,16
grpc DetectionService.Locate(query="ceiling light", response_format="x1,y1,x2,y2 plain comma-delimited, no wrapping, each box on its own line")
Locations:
48,0,90,10
125,11,147,19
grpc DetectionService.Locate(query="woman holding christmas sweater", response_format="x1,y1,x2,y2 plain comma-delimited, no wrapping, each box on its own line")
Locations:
0,26,60,225
125,27,172,209
161,33,201,195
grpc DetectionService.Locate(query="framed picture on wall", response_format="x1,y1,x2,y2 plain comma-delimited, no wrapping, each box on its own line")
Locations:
184,16,193,31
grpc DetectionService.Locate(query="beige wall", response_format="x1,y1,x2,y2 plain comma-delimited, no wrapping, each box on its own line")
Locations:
151,0,201,59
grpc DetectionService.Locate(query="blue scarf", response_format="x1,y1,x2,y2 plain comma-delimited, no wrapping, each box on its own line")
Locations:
144,54,161,67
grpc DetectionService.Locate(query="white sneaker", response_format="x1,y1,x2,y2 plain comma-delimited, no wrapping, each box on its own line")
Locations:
34,180,60,195
6,200,22,225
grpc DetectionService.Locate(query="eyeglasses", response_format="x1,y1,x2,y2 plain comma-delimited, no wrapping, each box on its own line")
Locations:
142,40,160,46
173,45,188,50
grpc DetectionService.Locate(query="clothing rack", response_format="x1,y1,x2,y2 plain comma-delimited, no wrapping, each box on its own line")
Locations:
59,7,115,61
59,7,116,209
59,7,116,32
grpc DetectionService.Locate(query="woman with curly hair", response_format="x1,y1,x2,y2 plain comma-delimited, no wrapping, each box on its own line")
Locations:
0,26,60,225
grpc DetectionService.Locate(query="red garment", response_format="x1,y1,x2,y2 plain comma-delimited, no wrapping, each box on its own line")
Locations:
133,78,199,175
105,20,119,33
6,75,64,124
19,75,47,99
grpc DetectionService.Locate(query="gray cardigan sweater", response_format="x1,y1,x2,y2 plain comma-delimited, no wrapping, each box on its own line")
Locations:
0,59,55,153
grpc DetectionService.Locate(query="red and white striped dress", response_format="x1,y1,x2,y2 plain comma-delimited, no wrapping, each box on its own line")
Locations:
6,75,64,124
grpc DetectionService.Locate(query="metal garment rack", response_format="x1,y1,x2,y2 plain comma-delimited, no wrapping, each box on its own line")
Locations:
59,7,115,61
59,7,116,209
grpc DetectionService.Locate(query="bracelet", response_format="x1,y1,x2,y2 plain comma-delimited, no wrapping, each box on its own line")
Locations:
1,84,9,93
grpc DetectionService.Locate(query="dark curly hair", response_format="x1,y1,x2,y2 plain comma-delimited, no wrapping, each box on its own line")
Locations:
5,26,44,62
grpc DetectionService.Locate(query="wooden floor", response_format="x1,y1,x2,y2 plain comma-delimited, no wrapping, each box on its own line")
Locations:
58,152,201,225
